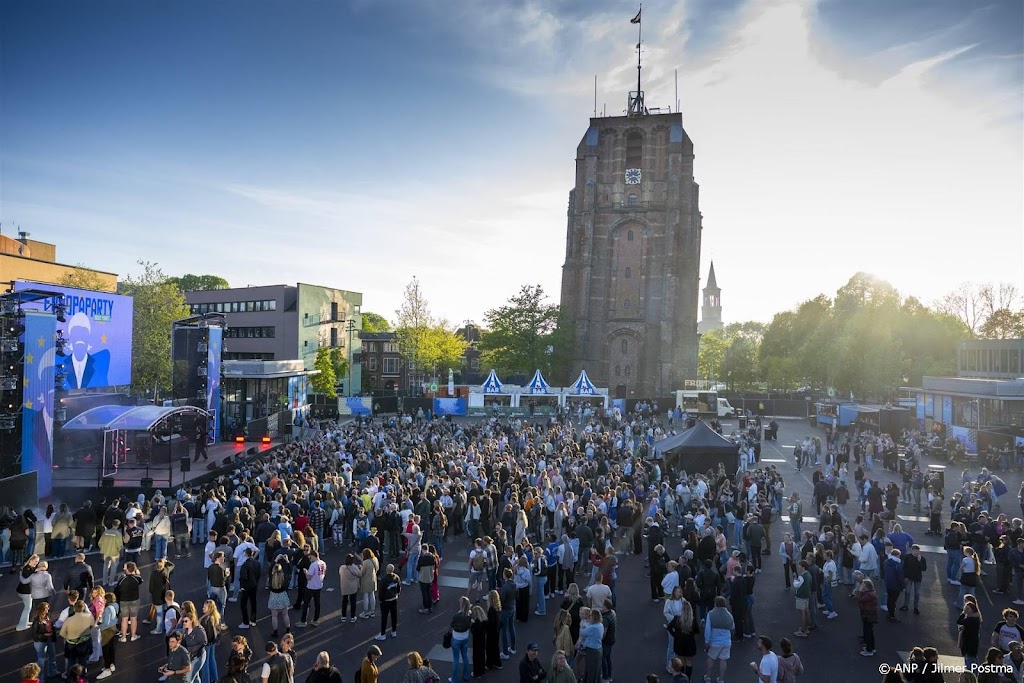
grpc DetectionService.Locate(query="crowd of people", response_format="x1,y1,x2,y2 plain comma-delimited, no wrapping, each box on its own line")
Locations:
7,408,1021,682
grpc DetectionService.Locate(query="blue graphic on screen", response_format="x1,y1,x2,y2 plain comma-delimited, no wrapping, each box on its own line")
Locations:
942,396,953,425
21,312,56,500
13,281,133,389
207,327,222,443
433,398,467,416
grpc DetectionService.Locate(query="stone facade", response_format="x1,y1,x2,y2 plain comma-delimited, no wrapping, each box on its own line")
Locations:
559,112,702,398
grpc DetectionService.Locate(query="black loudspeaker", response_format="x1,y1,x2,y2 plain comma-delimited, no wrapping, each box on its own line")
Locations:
246,447,257,455
141,477,153,487
180,456,191,473
101,477,115,488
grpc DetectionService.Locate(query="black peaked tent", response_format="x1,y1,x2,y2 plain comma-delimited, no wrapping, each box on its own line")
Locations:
653,420,740,476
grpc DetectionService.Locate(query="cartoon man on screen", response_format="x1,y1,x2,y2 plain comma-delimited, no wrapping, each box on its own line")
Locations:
58,312,110,389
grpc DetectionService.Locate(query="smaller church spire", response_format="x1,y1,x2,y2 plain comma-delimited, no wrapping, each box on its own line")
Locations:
627,5,647,117
706,261,718,290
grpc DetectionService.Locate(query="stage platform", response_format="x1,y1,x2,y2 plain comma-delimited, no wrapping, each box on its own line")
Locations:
51,438,283,503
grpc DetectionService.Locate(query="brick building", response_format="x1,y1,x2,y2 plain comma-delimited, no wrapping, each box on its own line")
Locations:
559,109,702,398
360,332,407,394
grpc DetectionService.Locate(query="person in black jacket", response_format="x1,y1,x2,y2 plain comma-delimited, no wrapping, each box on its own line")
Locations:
900,545,927,615
115,562,143,642
238,548,261,628
63,553,95,598
518,642,546,683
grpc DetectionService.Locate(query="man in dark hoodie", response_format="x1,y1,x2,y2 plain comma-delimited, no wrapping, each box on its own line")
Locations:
883,548,905,622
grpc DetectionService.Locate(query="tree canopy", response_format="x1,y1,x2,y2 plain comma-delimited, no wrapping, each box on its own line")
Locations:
700,272,968,400
59,265,111,291
168,274,230,292
361,312,392,333
119,261,190,399
479,284,565,378
310,346,337,398
394,278,466,387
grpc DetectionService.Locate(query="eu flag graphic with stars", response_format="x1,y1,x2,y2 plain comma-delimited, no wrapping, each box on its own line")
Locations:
21,311,56,499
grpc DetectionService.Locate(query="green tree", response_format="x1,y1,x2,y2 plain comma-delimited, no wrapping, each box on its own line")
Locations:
419,322,468,379
119,261,190,399
395,277,432,391
59,264,112,291
168,274,230,292
361,312,392,333
310,346,337,398
697,328,731,381
479,284,561,376
979,308,1024,339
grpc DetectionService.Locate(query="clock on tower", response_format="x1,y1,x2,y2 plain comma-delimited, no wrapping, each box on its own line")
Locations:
624,168,641,184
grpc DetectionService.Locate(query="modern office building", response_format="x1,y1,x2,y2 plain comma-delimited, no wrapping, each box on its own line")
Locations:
185,282,362,394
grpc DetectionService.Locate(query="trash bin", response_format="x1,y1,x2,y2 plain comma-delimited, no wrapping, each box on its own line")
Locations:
739,416,748,429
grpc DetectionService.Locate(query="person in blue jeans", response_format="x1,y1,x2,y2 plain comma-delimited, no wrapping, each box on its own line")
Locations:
449,597,473,683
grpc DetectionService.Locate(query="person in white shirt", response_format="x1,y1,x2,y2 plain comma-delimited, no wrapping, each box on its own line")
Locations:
750,636,779,683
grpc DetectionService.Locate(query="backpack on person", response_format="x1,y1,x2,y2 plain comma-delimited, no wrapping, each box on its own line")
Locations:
471,550,485,572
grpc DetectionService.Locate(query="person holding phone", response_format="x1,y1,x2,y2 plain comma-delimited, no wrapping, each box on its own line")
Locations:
158,632,191,683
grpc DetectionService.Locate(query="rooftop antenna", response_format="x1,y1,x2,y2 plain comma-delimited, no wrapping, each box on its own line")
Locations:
594,75,598,118
627,5,647,117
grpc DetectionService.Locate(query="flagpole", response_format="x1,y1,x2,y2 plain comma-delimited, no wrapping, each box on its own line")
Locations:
636,4,642,98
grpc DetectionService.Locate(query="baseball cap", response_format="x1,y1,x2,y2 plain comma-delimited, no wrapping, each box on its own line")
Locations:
368,645,383,656
527,642,540,651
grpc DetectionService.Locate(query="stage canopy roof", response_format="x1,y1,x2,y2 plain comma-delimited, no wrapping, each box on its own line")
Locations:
62,405,211,432
524,369,552,394
481,369,504,393
653,420,740,475
569,369,598,395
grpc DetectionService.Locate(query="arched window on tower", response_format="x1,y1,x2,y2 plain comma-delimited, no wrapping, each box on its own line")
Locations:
627,230,634,241
626,132,642,169
624,267,632,279
621,339,628,354
627,193,638,207
623,298,631,310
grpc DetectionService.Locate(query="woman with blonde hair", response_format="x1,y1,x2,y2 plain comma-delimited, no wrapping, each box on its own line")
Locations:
470,605,488,677
306,650,343,683
200,599,222,682
449,596,473,683
554,609,574,661
360,548,380,618
960,546,982,604
401,651,440,683
560,583,585,643
222,635,252,683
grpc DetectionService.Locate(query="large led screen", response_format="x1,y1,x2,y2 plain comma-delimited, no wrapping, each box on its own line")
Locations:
14,281,134,389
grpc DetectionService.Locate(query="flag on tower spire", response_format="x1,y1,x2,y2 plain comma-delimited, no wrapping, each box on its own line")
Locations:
630,8,641,23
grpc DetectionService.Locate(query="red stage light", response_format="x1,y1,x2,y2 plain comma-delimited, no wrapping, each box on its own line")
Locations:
235,436,245,443
261,436,271,444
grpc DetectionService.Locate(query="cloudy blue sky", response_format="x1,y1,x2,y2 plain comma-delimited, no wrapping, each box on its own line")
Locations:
1,0,1021,326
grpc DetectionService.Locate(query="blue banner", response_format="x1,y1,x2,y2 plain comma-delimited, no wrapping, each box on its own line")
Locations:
21,312,56,499
206,327,222,443
942,395,953,425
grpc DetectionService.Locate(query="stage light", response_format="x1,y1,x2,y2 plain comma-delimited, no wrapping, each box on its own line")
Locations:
55,331,70,356
261,436,271,444
0,415,17,430
0,376,17,391
0,339,18,354
6,321,24,336
234,435,245,443
54,298,67,323
54,367,66,390
0,300,17,316
55,406,67,422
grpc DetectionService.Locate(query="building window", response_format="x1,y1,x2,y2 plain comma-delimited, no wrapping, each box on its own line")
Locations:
367,356,378,371
621,339,628,354
626,131,643,169
627,230,634,241
624,365,632,377
383,357,399,375
384,342,400,353
624,267,632,279
627,193,638,206
623,298,631,309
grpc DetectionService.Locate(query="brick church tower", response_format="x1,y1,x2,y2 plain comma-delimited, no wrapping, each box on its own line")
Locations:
559,105,703,398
